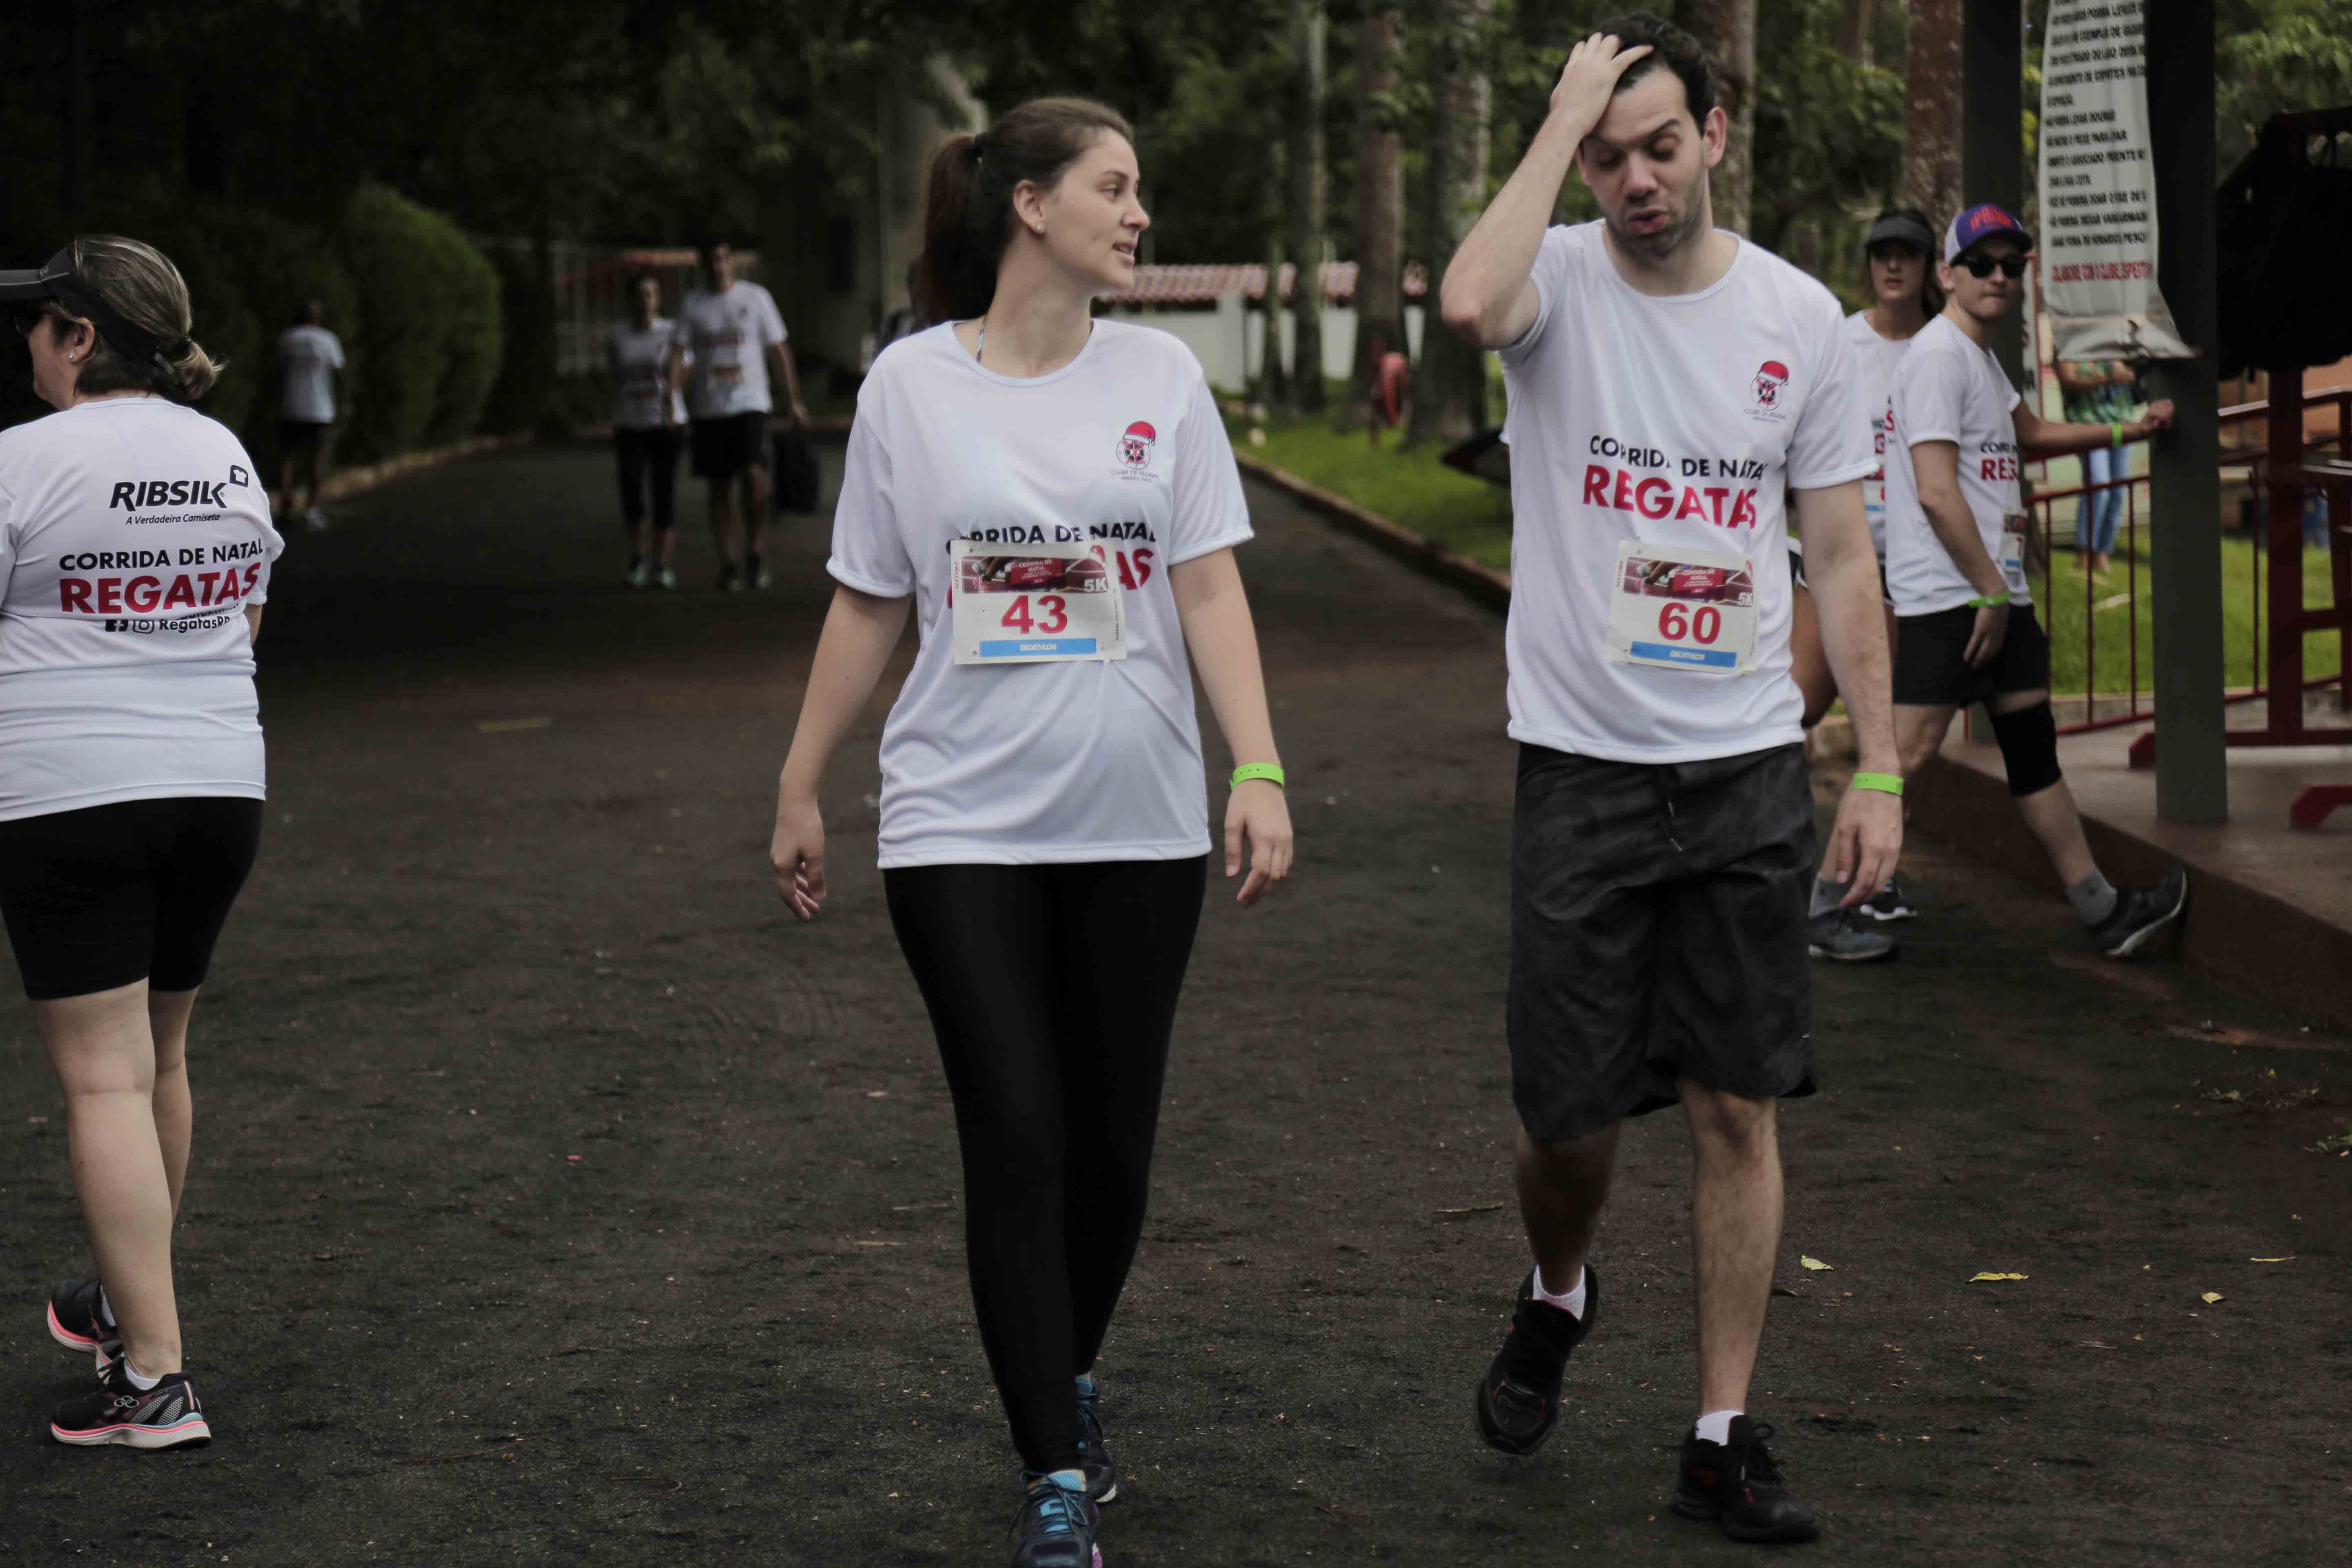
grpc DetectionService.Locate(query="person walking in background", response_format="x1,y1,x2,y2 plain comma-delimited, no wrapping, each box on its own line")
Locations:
2056,357,2135,575
1880,203,2186,958
0,236,283,1448
1787,206,1941,951
274,299,343,533
769,97,1292,1568
1439,18,1899,1543
674,241,810,592
609,272,687,590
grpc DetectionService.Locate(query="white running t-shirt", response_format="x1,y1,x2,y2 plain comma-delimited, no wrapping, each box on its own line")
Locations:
1498,223,1873,764
681,283,788,420
828,321,1254,869
1841,310,1912,559
1882,313,2030,615
0,397,283,822
608,318,688,429
277,325,345,423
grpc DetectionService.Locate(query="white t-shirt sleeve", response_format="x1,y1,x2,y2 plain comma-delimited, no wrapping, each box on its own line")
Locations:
324,332,345,370
1498,227,1579,368
1898,338,1967,446
1165,373,1253,566
826,402,914,597
1787,303,1876,490
757,289,788,348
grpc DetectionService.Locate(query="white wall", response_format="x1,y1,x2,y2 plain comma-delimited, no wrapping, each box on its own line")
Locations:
1100,298,1426,392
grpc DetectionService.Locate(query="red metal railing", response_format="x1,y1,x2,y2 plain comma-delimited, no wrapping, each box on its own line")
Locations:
2013,388,2352,737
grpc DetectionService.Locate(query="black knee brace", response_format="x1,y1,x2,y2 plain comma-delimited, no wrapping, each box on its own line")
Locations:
1989,701,2062,797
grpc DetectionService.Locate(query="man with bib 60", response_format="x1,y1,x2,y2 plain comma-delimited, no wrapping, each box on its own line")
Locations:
1439,15,1900,1544
1880,204,2187,957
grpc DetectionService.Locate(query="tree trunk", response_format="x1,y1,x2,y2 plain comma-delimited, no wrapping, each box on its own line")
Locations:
1902,0,1964,220
1345,7,1406,432
1286,0,1328,413
1258,141,1289,408
1409,0,1492,447
1834,0,1878,65
1678,0,1755,235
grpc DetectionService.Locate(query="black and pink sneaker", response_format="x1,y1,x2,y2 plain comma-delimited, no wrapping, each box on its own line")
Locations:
51,1363,211,1449
47,1278,118,1376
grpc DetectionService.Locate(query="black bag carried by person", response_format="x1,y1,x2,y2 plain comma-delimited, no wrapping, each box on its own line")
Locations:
772,425,820,515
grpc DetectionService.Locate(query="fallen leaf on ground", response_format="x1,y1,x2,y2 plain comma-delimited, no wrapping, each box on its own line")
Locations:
2250,1256,2295,1263
1771,1285,1800,1297
1969,1272,2027,1282
2201,1291,2224,1304
1800,1256,1833,1271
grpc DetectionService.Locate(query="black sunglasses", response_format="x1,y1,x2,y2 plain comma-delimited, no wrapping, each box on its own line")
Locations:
1956,251,2031,279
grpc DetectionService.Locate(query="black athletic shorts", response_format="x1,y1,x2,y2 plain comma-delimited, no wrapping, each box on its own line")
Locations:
1508,742,1817,1143
1891,602,2052,708
280,419,332,460
0,797,263,1000
690,410,770,480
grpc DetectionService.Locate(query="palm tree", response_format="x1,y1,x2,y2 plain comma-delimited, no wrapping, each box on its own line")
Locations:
1346,7,1406,432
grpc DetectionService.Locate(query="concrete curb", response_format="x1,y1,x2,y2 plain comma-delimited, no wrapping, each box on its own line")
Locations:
318,434,535,506
1911,753,2352,1032
1232,452,1513,614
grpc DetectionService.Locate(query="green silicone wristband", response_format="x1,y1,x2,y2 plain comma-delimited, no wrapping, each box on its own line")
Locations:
2109,420,2125,448
1966,592,2011,607
1851,771,1905,797
1231,763,1286,789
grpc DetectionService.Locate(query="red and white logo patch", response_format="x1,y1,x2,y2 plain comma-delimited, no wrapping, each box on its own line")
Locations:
1118,420,1157,470
1751,360,1790,411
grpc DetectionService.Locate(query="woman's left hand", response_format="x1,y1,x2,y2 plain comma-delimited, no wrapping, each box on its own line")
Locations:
1225,778,1294,906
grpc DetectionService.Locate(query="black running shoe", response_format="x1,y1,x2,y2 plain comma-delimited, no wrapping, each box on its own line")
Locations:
717,563,744,593
1074,1375,1117,1505
748,553,773,590
1474,1265,1597,1455
1807,908,1897,963
2086,864,2188,958
1858,875,1917,922
1008,1471,1099,1568
1673,1416,1818,1544
47,1278,118,1376
51,1364,210,1449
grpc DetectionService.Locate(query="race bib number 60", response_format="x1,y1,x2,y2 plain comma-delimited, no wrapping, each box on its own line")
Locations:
1604,541,1759,674
950,540,1127,665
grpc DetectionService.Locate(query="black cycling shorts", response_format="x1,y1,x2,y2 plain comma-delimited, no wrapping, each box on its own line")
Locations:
0,797,263,1000
1508,742,1817,1144
1891,602,2052,708
689,410,770,480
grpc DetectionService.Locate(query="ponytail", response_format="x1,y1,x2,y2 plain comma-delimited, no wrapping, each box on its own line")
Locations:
913,98,1135,327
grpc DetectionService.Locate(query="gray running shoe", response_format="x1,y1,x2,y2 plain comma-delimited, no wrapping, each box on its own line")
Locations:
1808,908,1897,963
1074,1375,1116,1505
625,559,650,589
2086,864,2188,958
653,566,677,590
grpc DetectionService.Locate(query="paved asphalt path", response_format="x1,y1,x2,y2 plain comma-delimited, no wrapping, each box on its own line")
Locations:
0,439,2344,1565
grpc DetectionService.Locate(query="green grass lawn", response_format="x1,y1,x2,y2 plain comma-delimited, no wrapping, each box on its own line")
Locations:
1235,412,2344,699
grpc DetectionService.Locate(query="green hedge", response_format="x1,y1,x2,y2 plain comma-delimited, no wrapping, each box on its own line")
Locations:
2,185,503,470
338,183,503,462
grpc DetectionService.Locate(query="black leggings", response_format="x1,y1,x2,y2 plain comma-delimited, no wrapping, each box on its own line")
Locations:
884,856,1207,1473
614,426,681,532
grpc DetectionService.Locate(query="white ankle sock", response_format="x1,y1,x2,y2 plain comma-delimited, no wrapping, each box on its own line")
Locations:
1694,1408,1742,1446
98,1286,117,1331
1530,1265,1587,1320
119,1359,162,1392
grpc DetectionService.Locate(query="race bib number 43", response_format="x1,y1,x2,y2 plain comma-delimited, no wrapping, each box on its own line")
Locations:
1605,541,1759,674
950,540,1127,665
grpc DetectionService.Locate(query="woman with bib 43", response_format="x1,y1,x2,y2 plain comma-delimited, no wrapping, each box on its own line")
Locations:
768,98,1292,1568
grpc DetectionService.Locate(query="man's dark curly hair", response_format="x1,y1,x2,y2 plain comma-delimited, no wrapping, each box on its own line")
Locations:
1593,13,1717,126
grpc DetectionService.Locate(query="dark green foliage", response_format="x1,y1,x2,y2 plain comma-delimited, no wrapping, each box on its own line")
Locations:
337,184,503,463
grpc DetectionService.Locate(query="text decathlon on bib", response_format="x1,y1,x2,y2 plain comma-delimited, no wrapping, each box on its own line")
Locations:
949,539,1128,665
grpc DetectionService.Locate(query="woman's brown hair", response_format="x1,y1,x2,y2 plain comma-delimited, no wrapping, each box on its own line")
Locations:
60,235,223,401
914,98,1134,327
